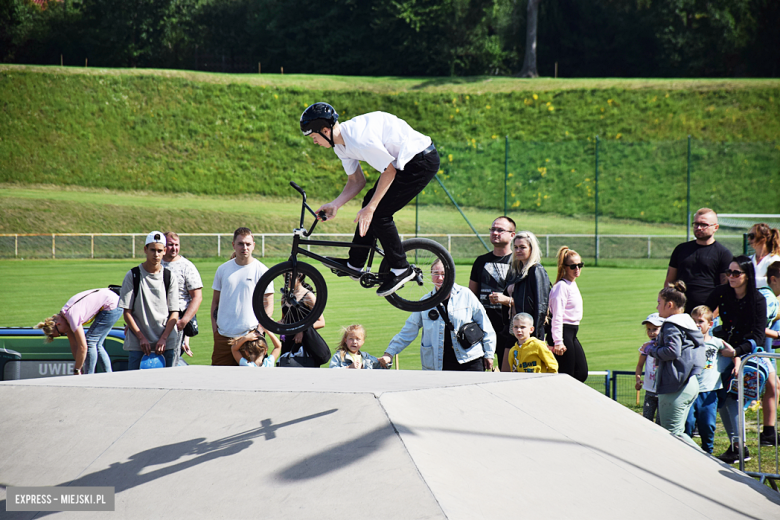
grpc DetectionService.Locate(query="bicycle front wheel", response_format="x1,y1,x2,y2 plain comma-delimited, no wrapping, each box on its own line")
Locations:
379,238,456,313
253,261,328,335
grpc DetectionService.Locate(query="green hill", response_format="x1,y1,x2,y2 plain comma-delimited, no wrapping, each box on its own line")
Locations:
1,65,778,225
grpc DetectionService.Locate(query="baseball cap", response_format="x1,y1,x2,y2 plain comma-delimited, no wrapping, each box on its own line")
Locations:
145,231,166,247
642,312,664,326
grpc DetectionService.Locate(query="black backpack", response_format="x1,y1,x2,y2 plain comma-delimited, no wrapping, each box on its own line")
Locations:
114,266,172,311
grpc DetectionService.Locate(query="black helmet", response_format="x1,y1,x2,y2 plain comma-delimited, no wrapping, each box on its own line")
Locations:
300,102,339,147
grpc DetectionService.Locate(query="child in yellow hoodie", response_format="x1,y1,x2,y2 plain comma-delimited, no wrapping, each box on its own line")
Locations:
502,313,559,373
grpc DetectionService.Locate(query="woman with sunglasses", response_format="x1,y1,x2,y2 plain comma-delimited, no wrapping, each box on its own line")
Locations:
705,256,766,462
546,246,588,382
34,288,123,375
748,223,780,290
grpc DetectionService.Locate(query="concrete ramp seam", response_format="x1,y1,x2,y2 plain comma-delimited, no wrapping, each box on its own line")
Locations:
375,393,449,519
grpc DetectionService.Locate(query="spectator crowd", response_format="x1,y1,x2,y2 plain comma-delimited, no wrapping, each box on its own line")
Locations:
35,211,780,465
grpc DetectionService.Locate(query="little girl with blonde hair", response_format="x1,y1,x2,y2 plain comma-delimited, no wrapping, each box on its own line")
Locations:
329,325,383,369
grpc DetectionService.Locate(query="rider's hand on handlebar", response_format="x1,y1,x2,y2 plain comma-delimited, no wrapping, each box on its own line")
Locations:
316,203,338,221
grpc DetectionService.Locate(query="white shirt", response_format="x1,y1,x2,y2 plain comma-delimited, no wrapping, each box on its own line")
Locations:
212,259,273,338
334,112,431,175
162,256,203,310
752,253,780,289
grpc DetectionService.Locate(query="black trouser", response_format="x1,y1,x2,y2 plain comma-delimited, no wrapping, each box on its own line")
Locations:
494,331,517,371
549,324,588,382
348,147,440,269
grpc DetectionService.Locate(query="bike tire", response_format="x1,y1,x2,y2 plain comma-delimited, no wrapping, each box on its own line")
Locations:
252,261,328,335
379,238,456,313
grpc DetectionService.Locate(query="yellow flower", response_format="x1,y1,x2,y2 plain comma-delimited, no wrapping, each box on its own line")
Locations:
512,200,520,208
273,94,278,99
548,106,554,112
456,108,460,113
466,95,470,100
615,133,622,139
485,105,491,109
533,94,538,100
491,135,497,139
448,154,453,163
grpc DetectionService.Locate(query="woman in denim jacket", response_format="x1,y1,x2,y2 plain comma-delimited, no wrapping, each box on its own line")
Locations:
379,260,496,371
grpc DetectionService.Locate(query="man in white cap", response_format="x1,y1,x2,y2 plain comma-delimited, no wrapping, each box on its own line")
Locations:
118,231,180,369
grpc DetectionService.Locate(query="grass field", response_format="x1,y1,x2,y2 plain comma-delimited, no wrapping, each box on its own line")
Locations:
0,258,665,371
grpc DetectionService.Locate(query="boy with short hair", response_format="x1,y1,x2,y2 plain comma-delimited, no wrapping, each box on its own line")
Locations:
501,313,558,373
685,305,735,453
119,231,180,369
635,313,664,423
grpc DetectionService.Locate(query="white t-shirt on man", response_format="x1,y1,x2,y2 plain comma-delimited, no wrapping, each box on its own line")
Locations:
212,258,273,338
334,112,431,175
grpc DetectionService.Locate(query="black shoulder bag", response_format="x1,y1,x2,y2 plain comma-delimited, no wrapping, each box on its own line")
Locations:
436,303,484,350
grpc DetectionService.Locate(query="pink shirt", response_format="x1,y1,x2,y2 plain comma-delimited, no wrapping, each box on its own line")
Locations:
549,279,583,345
61,288,119,331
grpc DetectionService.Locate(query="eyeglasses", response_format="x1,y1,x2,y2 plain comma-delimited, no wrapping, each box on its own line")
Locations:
431,271,446,278
565,263,584,270
725,270,745,278
489,227,512,234
747,232,757,240
692,222,714,229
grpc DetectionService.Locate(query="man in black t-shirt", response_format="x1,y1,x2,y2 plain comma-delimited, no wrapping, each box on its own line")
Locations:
470,216,516,368
665,208,733,313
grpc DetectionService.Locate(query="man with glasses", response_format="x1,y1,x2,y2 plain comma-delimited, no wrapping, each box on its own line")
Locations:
666,208,733,313
469,216,516,368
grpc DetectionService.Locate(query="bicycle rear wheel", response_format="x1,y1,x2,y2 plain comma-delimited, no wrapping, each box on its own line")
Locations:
379,238,455,313
253,261,328,335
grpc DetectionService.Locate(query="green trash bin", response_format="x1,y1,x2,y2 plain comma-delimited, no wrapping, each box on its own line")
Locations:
0,349,22,381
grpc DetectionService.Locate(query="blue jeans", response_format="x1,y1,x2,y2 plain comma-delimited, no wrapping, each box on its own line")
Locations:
685,390,718,453
127,349,176,370
83,307,123,374
658,376,699,445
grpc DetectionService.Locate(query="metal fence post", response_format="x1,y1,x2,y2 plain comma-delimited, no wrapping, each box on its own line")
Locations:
504,135,509,215
546,235,549,258
687,136,691,242
217,235,221,257
91,235,94,259
595,136,600,266
132,235,135,258
52,234,55,259
262,234,266,257
647,236,652,259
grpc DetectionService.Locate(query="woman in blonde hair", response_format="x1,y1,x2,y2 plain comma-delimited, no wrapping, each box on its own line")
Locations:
35,288,123,375
496,231,550,343
546,246,588,382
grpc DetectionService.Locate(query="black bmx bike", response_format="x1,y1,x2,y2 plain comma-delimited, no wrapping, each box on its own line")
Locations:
252,182,456,334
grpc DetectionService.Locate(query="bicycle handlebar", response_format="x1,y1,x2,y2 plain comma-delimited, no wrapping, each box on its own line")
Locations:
289,181,306,202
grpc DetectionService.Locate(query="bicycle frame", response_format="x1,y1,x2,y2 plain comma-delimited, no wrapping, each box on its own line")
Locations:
287,182,385,280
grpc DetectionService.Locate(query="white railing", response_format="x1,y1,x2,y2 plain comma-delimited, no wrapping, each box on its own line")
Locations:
0,233,747,260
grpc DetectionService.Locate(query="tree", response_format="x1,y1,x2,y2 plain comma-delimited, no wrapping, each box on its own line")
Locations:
517,0,541,77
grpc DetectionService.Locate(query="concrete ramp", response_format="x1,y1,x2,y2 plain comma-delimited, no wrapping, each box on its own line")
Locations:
1,367,778,519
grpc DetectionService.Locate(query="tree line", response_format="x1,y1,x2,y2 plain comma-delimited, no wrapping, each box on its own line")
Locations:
2,0,778,77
